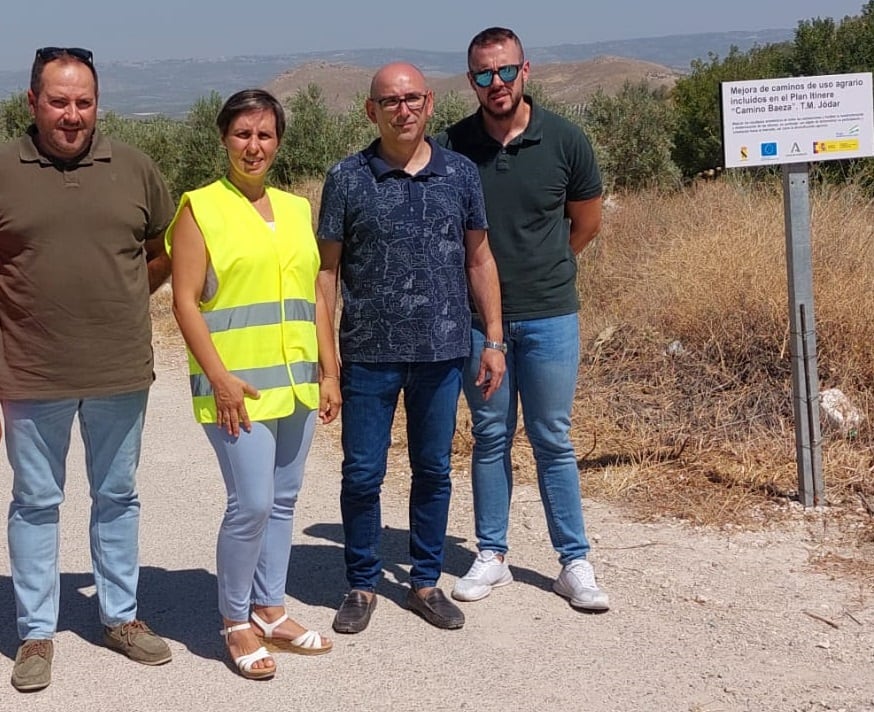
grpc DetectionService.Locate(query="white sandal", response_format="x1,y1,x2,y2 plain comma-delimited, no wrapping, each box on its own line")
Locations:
220,622,275,679
250,611,333,655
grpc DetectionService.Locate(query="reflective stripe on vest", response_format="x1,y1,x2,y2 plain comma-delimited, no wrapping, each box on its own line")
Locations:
190,361,318,397
201,299,316,333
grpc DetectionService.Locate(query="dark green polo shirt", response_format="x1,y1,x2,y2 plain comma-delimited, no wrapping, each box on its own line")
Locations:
439,97,601,320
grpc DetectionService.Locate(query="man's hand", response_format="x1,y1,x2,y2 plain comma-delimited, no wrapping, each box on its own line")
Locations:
475,347,506,400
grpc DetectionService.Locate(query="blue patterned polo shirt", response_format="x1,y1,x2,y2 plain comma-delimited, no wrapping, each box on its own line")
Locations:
317,137,488,363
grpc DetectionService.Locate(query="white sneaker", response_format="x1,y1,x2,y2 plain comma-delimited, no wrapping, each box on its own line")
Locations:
451,551,513,602
553,559,609,611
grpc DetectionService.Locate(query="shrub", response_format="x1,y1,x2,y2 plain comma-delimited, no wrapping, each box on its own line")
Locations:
174,92,227,195
584,82,681,192
428,90,470,135
100,112,185,196
0,92,31,141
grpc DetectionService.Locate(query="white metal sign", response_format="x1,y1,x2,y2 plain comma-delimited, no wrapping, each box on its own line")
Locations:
720,72,874,168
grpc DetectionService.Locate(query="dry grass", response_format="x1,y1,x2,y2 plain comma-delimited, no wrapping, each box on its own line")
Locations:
150,178,874,585
570,180,874,582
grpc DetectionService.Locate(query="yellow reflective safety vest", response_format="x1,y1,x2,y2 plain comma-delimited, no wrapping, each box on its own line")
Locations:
166,178,320,423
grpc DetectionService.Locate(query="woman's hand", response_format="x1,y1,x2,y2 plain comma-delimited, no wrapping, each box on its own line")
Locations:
319,375,342,424
212,372,260,436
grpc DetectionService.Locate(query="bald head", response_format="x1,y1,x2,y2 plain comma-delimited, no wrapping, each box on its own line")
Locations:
370,62,427,98
365,61,433,151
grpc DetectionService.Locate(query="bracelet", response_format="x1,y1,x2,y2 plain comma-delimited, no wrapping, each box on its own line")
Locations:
483,339,507,354
322,374,340,380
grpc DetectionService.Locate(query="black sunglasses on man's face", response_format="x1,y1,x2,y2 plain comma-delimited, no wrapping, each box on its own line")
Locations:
34,47,94,65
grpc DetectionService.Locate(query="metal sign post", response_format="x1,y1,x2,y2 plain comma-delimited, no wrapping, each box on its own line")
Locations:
720,72,874,506
782,163,823,507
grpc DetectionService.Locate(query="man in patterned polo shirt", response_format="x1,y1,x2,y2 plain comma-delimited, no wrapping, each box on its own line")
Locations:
317,62,505,633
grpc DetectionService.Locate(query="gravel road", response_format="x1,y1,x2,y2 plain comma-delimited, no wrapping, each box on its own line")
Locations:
0,350,872,712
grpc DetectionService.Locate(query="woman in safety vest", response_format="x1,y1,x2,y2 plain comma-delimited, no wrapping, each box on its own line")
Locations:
166,89,341,680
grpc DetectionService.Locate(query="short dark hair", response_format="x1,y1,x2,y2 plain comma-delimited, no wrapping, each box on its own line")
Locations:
216,89,286,141
467,27,525,67
30,48,99,95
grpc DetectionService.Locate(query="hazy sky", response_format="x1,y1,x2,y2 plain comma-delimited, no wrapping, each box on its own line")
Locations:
0,0,865,71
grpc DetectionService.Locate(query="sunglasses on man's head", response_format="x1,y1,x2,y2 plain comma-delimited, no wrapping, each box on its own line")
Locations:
470,63,523,88
34,47,94,65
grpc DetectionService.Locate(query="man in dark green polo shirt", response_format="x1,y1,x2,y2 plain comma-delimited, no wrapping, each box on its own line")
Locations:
439,27,609,612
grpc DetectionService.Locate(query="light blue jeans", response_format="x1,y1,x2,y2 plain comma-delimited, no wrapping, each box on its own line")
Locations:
2,390,149,640
462,314,590,565
204,401,316,621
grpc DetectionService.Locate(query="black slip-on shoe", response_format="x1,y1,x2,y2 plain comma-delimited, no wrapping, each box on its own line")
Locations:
332,590,377,634
406,587,465,630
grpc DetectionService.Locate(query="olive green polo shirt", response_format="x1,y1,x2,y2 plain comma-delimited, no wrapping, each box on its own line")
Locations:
439,97,602,320
0,127,174,399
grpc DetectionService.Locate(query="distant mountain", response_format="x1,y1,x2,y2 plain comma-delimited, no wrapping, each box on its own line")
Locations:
267,56,682,114
0,29,792,118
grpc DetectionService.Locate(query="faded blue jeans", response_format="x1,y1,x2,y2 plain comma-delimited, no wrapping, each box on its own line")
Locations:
462,314,590,565
339,359,463,591
2,390,149,640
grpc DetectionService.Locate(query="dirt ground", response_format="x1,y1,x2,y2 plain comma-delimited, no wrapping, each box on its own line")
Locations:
0,342,872,712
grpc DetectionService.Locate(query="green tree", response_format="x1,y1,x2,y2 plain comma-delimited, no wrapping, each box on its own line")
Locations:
671,43,789,177
584,82,681,191
786,6,874,191
280,84,341,180
334,92,376,156
176,92,226,195
791,17,843,74
1,92,32,141
100,112,184,195
428,90,470,135
831,2,874,72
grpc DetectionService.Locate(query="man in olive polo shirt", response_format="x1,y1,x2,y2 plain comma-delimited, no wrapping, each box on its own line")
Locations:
439,27,609,612
0,47,174,692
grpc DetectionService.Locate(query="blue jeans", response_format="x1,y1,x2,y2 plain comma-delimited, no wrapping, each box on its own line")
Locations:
463,314,590,565
204,402,316,621
2,390,149,640
340,359,463,591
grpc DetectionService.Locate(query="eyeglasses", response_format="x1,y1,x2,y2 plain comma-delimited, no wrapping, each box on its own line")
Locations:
470,63,523,88
35,47,94,65
371,92,429,111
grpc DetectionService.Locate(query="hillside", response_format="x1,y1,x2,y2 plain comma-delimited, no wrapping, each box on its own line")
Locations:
266,55,681,113
0,29,790,117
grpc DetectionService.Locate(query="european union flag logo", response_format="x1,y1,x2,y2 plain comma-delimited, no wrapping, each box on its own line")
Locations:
760,142,778,157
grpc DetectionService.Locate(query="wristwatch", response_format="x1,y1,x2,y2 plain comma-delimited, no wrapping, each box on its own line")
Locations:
483,339,507,354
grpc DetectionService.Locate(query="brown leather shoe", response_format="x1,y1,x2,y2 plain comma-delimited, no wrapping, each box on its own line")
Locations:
332,590,377,634
406,587,465,630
